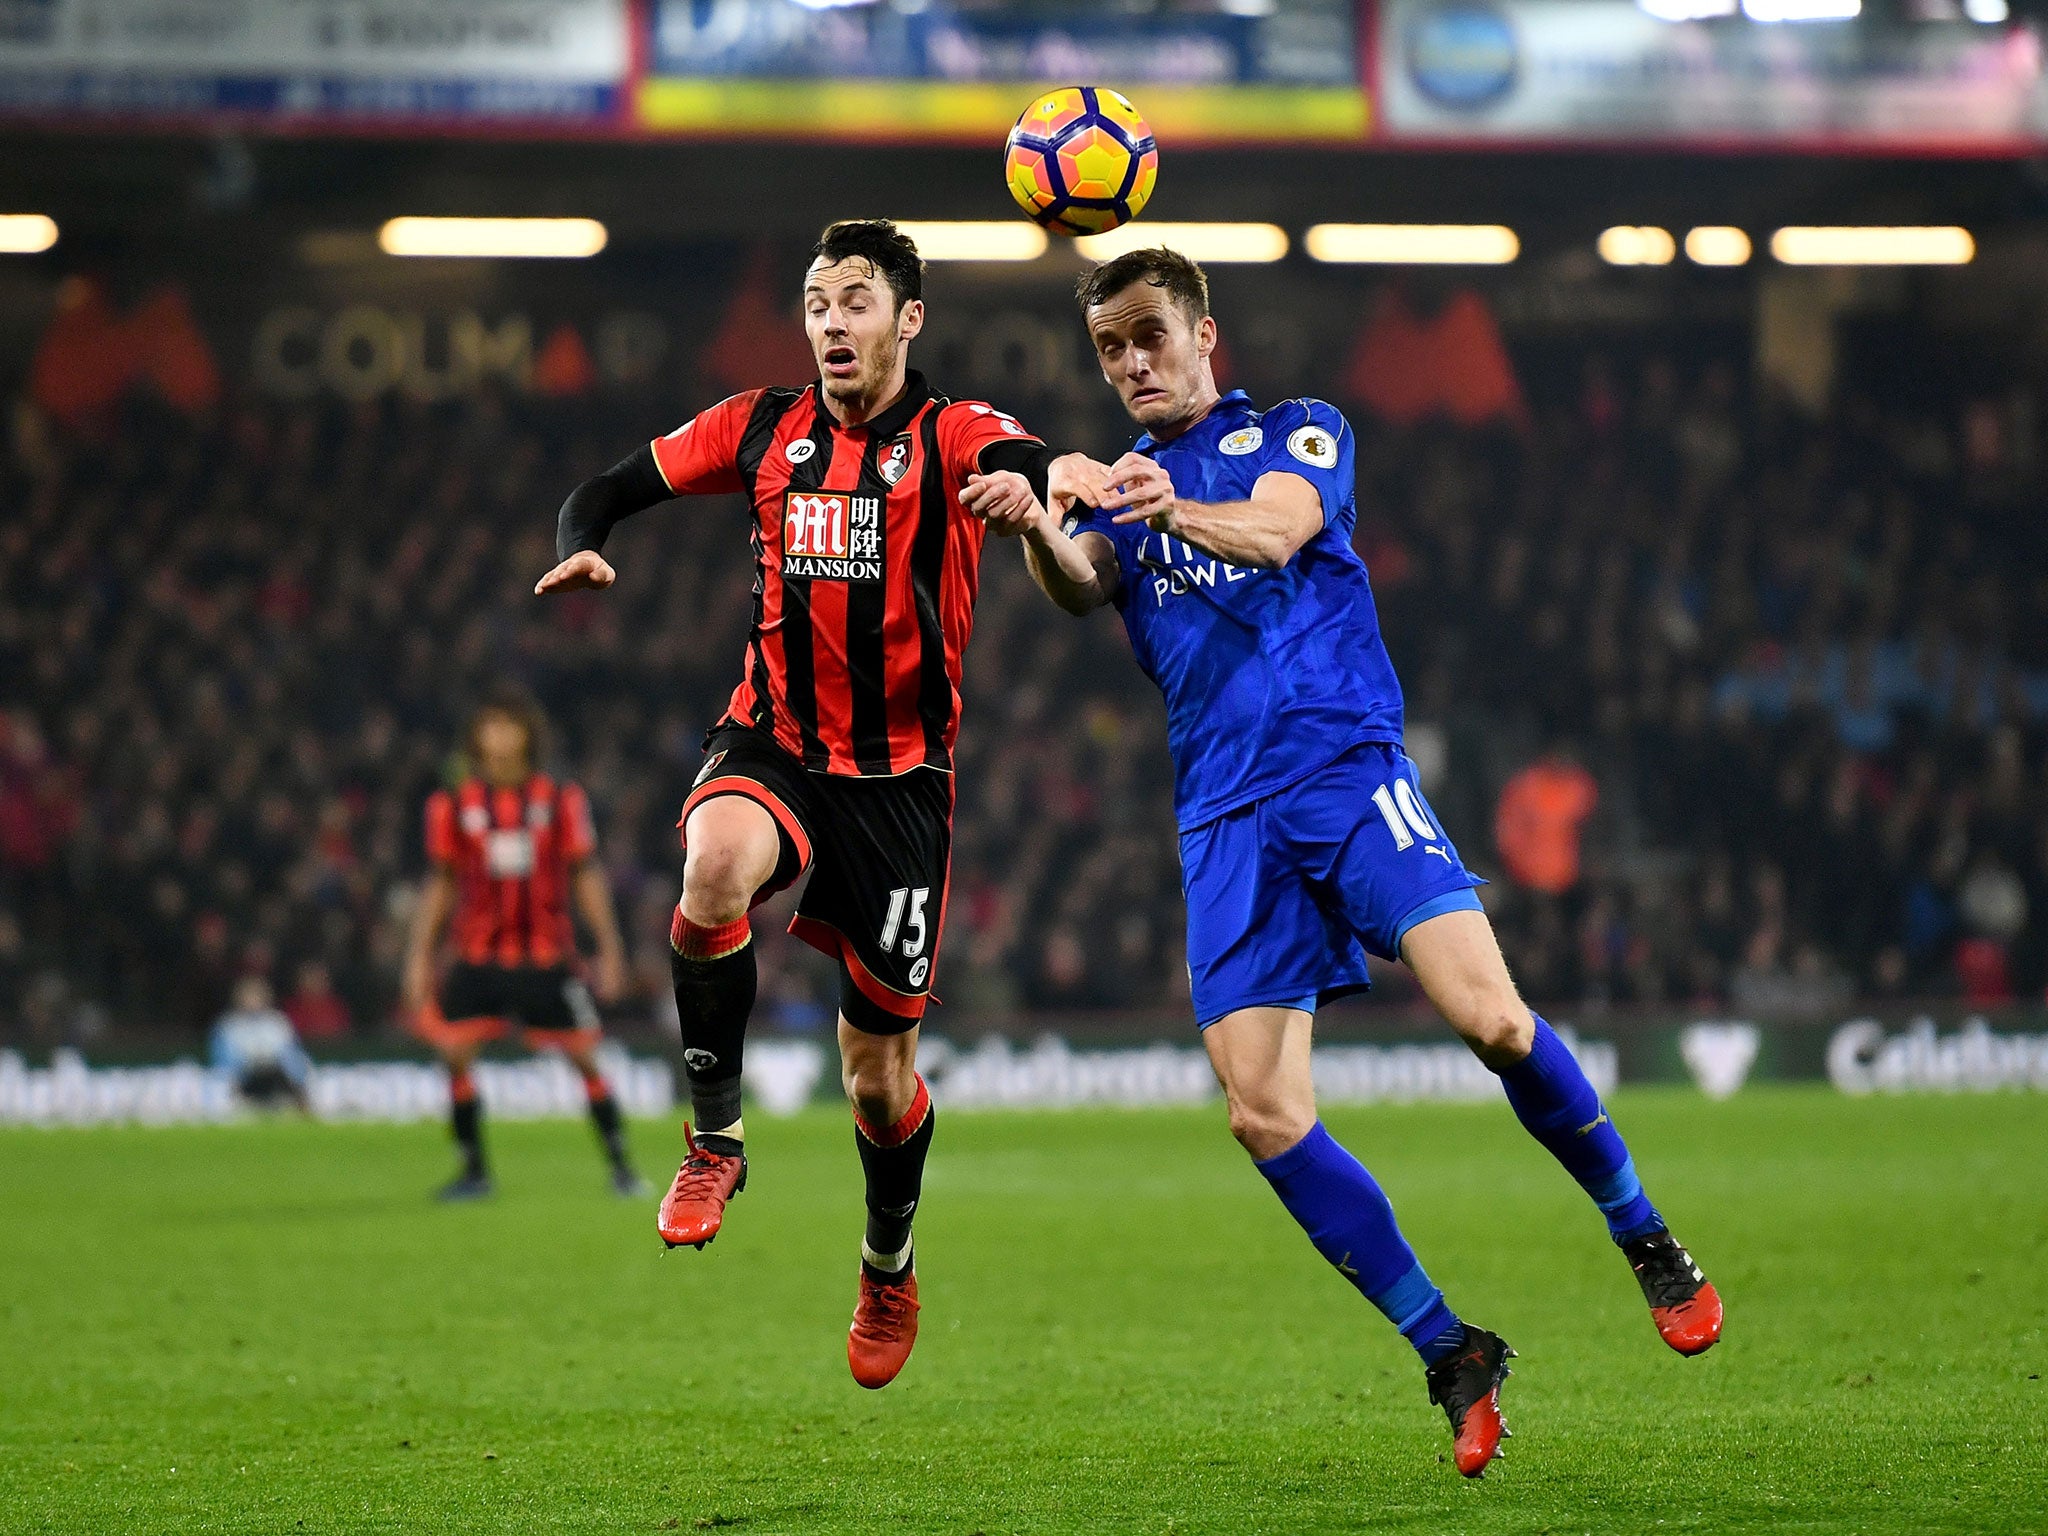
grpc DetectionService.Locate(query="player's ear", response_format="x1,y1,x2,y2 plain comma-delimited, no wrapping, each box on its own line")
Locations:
897,298,925,344
1196,315,1218,359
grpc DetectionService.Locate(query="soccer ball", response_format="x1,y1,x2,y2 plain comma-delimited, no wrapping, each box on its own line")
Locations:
1003,86,1159,237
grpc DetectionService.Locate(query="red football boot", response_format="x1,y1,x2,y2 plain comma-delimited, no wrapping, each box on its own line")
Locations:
1424,1325,1515,1478
847,1269,920,1390
1624,1231,1723,1356
655,1125,747,1251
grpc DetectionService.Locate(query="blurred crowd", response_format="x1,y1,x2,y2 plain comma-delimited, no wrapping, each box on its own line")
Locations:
3,342,2046,1047
1363,355,2048,1014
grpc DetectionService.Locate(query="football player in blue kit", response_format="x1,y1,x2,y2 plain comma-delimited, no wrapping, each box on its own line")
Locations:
962,247,1722,1477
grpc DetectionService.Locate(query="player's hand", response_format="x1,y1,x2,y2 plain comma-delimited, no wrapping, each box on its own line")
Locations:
534,550,616,595
592,948,628,1006
960,470,1045,538
1047,452,1112,516
1099,453,1177,528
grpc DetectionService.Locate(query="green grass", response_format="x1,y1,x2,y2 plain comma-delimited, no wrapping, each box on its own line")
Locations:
2,1087,2044,1534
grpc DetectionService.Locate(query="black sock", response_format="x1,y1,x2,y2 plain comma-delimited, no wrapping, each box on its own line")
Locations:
450,1074,486,1178
855,1074,934,1282
585,1083,629,1169
670,910,756,1135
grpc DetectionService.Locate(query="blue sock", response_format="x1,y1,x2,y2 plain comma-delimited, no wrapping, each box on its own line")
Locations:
1496,1016,1663,1245
1256,1122,1466,1367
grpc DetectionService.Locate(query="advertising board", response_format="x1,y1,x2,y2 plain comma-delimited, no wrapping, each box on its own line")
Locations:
636,0,1368,144
0,0,628,123
1375,0,2048,151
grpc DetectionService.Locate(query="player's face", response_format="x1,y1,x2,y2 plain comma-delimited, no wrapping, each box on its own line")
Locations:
1086,289,1218,433
803,258,925,411
474,712,532,785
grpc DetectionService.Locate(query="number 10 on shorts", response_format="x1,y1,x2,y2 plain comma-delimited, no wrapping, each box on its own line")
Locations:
1371,779,1438,851
880,886,930,957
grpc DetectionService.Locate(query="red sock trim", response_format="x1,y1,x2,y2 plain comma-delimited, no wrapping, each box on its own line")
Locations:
672,909,751,961
581,1071,609,1104
854,1073,931,1148
449,1069,477,1105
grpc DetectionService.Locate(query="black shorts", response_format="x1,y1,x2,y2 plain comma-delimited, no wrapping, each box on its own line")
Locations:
681,723,953,1035
438,963,599,1035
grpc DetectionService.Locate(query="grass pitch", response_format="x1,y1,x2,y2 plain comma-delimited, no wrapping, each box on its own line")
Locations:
2,1086,2044,1534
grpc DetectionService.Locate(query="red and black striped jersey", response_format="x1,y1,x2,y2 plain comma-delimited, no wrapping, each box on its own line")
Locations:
649,372,1041,777
425,775,595,969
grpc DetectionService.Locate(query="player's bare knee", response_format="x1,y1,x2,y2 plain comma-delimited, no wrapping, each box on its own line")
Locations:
1456,998,1534,1069
681,845,757,926
843,1057,914,1127
1226,1095,1314,1162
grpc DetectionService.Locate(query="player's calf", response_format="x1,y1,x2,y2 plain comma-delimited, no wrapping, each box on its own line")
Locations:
670,907,754,1142
568,1054,646,1195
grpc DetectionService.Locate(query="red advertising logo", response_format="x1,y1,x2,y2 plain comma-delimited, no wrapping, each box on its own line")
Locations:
786,493,851,558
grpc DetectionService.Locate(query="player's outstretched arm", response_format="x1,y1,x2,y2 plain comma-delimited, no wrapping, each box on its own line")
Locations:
535,442,676,595
960,469,1118,615
1100,455,1323,570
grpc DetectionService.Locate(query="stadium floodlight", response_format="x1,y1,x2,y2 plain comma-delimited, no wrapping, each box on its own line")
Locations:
1637,0,1738,18
1741,0,1859,19
0,214,58,253
892,221,1049,261
1685,226,1753,266
1598,226,1677,266
1304,224,1519,265
1770,226,1974,265
1075,222,1290,264
1964,0,2008,20
377,217,609,259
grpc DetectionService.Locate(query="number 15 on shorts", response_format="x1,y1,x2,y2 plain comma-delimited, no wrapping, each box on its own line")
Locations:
879,887,930,958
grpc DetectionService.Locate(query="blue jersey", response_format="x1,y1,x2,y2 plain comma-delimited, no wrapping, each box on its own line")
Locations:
1071,391,1404,830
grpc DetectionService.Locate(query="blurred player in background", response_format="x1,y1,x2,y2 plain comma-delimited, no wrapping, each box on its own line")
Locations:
534,220,1087,1389
982,247,1723,1477
209,976,313,1113
400,690,640,1201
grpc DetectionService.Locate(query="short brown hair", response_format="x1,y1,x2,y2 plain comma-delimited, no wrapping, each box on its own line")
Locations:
809,219,924,312
466,686,549,769
1075,246,1210,325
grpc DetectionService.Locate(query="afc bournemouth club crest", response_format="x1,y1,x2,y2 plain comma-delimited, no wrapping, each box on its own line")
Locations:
879,435,912,487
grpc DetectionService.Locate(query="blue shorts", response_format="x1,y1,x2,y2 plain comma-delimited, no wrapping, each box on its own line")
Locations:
1180,742,1485,1029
